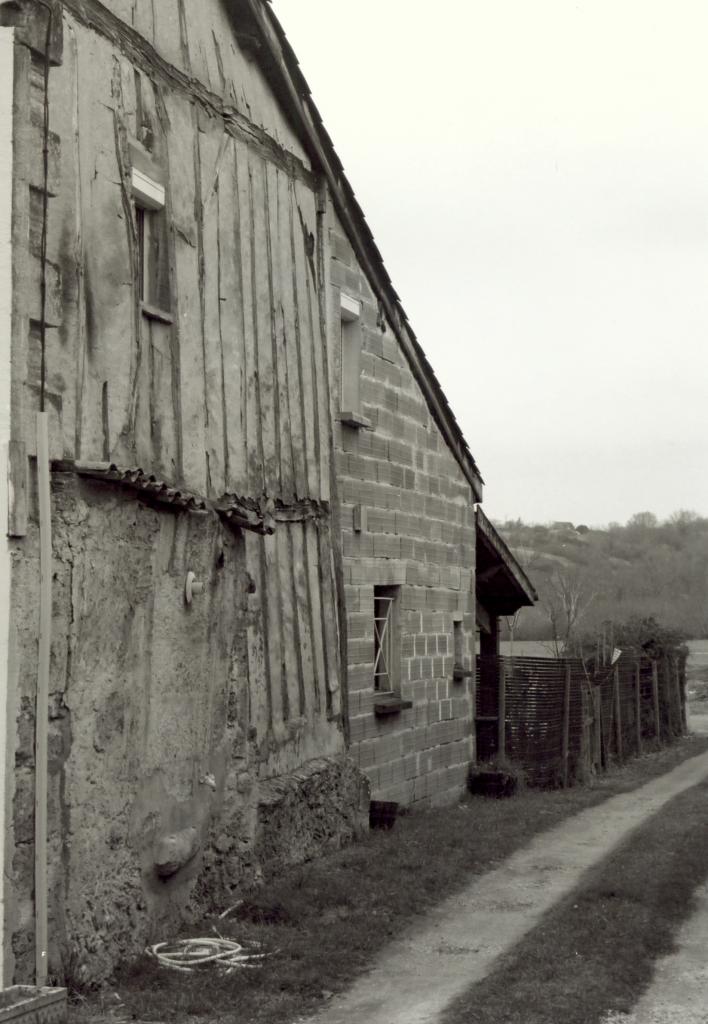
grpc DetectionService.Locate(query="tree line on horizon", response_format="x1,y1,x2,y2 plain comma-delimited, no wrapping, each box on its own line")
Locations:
495,510,708,645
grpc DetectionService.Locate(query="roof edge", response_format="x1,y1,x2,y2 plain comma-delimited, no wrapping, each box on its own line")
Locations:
239,0,484,502
476,506,538,606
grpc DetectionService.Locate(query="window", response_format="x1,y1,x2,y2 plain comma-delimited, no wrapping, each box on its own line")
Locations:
374,585,399,691
339,292,369,428
453,620,464,668
131,146,171,322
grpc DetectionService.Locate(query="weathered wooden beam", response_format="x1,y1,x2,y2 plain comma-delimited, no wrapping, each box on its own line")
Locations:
475,599,493,635
60,0,316,188
7,440,28,537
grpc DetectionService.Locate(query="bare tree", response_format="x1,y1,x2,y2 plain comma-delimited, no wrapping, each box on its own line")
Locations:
541,568,596,658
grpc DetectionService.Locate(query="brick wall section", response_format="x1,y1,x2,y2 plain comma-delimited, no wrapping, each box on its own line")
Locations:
329,217,477,808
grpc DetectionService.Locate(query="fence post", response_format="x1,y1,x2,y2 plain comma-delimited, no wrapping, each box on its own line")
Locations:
676,658,687,733
497,659,506,759
634,661,642,755
671,658,682,736
652,661,661,744
562,663,571,787
613,665,622,761
594,687,602,771
663,658,674,738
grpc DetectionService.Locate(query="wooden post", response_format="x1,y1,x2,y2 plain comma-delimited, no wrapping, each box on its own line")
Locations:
613,665,622,761
671,659,682,735
634,661,642,755
663,658,674,737
594,687,602,771
675,658,687,733
497,659,506,759
597,687,608,771
562,663,571,787
35,412,51,987
652,661,661,744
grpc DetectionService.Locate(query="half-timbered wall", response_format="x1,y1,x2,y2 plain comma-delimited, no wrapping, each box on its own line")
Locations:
5,0,360,984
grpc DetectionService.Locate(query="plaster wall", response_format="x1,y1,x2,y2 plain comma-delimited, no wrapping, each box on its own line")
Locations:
8,476,362,985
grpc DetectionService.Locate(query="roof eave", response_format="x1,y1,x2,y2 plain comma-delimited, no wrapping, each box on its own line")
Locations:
233,0,484,502
476,506,538,608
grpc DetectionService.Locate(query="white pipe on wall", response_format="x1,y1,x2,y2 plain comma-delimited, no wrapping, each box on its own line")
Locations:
0,24,16,987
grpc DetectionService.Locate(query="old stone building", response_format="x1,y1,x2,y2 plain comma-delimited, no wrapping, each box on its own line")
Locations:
0,0,534,987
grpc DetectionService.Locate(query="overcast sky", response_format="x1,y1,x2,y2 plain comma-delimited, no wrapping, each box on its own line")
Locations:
273,1,708,527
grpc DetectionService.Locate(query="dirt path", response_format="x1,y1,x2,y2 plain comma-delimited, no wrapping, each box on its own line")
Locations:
297,747,708,1024
600,707,708,1024
602,884,708,1024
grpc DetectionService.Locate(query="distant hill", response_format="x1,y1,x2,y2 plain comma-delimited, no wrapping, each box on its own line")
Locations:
494,511,708,642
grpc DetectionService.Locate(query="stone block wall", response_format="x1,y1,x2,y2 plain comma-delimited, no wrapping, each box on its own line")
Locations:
328,217,477,808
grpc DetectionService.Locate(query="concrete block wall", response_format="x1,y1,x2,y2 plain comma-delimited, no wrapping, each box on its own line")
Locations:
329,217,477,808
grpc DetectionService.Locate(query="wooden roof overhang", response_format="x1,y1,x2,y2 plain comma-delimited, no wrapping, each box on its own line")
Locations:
476,507,537,622
226,0,484,502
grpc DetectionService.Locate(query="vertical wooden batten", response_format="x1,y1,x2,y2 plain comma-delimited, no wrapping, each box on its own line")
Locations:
0,24,16,980
34,412,52,986
315,182,348,738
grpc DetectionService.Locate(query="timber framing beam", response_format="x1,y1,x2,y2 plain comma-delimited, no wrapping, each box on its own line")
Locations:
60,0,316,189
476,599,493,635
475,506,537,609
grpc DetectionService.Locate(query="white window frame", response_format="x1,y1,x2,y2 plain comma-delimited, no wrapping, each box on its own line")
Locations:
374,585,400,692
130,154,172,323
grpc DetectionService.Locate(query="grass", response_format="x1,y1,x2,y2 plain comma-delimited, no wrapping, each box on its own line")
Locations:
76,735,708,1024
441,775,708,1024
